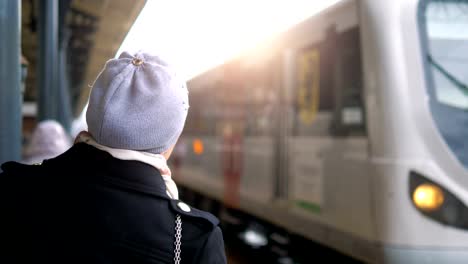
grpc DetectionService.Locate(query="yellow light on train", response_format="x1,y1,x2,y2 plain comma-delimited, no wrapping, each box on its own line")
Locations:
193,139,204,155
413,184,444,212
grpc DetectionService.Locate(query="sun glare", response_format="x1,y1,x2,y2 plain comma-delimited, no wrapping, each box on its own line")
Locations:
118,0,341,80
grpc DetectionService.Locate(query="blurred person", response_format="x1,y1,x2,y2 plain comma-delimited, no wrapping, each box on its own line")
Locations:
0,51,227,263
22,119,72,164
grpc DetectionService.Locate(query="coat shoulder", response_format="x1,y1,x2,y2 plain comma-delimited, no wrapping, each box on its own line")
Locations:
1,161,42,176
169,199,220,227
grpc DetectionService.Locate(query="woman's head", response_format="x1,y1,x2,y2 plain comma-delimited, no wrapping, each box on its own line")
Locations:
86,51,189,154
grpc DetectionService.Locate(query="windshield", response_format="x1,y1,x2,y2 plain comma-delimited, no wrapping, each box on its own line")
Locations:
425,1,468,109
420,0,468,168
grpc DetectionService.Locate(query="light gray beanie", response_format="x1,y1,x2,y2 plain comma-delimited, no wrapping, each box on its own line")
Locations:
86,51,189,154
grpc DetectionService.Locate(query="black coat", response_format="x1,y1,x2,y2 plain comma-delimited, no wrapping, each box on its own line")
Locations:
0,143,227,264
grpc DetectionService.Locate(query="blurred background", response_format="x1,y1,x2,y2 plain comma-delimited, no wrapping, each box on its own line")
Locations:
2,0,468,263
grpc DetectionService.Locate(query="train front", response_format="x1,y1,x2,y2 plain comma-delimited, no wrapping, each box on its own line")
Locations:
362,0,468,263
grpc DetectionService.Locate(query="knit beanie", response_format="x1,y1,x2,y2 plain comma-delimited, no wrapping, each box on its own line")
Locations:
86,51,189,154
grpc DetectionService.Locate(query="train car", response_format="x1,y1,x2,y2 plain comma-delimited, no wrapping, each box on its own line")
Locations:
171,0,468,263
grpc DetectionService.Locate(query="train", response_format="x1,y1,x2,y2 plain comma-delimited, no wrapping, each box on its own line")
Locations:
169,0,468,263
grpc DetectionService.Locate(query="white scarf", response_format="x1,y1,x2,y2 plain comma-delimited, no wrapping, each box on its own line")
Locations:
75,132,178,200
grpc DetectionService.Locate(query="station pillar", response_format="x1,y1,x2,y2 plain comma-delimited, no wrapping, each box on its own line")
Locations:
38,0,73,131
0,1,22,166
38,0,59,123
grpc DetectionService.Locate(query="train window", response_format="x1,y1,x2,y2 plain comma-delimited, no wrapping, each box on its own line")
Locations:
184,84,217,136
292,26,365,137
333,27,366,136
243,61,278,136
214,62,248,136
188,59,278,138
421,0,468,109
292,29,333,137
419,0,468,168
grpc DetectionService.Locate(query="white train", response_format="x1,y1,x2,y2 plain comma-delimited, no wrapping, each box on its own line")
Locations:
171,0,468,263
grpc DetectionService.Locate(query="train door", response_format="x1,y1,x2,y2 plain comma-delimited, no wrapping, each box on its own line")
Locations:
285,27,337,215
218,62,246,208
236,57,280,206
283,24,373,241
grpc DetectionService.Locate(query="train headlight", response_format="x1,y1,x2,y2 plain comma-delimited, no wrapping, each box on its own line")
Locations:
412,183,444,212
410,171,468,229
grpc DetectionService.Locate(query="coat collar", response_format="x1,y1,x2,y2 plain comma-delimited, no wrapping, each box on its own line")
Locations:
43,143,170,200
2,143,221,227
